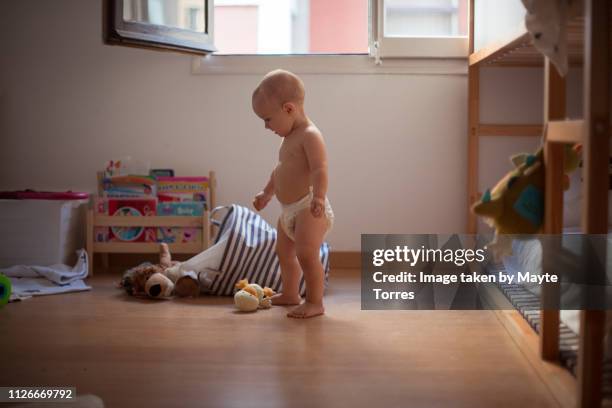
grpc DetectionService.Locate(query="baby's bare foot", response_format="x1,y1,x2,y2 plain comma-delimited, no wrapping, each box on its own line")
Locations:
287,302,325,319
271,293,301,305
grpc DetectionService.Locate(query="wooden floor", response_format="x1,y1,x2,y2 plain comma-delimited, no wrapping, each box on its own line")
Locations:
0,268,564,408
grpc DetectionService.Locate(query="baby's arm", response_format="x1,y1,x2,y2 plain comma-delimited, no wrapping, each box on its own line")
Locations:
303,130,328,217
253,170,274,211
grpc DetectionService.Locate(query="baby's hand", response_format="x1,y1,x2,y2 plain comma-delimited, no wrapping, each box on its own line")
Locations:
310,196,325,218
253,191,272,211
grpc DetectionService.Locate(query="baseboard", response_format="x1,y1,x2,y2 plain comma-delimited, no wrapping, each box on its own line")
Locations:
92,253,194,274
329,251,360,269
96,251,361,270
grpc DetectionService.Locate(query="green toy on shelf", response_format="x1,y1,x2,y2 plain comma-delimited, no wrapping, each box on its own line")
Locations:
471,143,581,257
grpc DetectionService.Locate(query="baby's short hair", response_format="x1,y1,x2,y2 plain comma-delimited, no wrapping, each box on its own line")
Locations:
253,69,305,106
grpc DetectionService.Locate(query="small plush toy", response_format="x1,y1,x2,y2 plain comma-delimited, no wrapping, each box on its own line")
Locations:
471,143,581,257
521,0,582,77
0,273,11,307
121,243,200,299
233,279,275,312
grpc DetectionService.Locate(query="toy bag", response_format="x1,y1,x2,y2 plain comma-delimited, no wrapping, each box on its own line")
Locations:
182,205,331,296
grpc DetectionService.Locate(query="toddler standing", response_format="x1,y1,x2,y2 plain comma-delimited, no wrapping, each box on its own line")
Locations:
252,69,334,318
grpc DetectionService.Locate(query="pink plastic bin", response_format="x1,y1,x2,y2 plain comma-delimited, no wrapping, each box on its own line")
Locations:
0,190,89,201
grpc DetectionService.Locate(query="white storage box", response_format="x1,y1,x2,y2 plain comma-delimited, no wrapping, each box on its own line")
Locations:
0,193,89,267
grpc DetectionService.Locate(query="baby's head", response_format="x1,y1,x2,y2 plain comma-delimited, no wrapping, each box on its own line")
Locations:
252,69,305,137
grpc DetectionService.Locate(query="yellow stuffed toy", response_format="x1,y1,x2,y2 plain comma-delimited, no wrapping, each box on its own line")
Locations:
233,279,275,312
471,143,581,257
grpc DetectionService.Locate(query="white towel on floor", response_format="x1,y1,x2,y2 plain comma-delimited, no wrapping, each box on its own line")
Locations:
1,249,91,300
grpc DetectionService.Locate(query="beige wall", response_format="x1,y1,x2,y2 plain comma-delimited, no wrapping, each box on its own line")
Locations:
1,0,564,251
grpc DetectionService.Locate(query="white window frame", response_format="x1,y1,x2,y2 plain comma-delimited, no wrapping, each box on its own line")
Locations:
192,0,470,75
369,0,469,59
192,54,467,75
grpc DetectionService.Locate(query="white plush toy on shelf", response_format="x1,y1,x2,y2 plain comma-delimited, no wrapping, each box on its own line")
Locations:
233,279,275,312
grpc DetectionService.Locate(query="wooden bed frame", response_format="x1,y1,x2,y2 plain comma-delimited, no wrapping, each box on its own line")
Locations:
85,171,217,277
467,1,610,406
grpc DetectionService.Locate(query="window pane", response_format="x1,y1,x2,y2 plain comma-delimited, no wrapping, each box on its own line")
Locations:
213,0,368,55
123,0,207,33
384,0,468,38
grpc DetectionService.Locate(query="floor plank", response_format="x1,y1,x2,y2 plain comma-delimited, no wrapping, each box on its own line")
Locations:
0,269,561,408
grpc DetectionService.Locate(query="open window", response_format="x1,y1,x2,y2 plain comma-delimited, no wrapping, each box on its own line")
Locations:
213,0,368,55
104,0,216,54
104,0,468,59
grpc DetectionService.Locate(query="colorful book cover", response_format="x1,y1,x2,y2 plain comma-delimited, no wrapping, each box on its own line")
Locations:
156,227,202,244
107,198,157,242
157,194,207,206
156,176,208,193
106,175,156,186
156,202,205,216
156,177,208,204
94,198,109,242
102,175,156,197
155,202,205,244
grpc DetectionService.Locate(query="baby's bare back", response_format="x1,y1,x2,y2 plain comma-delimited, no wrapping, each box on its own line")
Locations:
273,125,319,204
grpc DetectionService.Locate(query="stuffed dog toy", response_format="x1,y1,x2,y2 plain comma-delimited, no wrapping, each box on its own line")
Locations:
120,243,200,299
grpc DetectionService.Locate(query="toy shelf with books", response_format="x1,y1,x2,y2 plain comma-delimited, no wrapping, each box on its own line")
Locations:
86,170,217,276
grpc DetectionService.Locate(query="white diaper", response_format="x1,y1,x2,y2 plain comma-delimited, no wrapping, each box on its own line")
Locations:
280,190,334,241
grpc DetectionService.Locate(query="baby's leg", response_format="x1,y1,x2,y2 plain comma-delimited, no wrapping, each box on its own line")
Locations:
271,219,302,305
287,209,328,318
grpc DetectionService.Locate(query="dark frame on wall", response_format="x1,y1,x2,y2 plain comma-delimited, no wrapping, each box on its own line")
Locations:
103,0,216,55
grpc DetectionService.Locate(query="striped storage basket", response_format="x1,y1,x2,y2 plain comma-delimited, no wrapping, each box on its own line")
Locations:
208,205,330,296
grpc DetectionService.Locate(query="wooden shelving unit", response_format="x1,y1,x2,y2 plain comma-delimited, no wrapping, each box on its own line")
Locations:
86,170,217,276
468,17,584,67
467,1,610,406
547,120,585,143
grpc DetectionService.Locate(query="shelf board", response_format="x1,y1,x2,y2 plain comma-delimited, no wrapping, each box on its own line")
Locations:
546,119,583,143
94,215,206,227
93,242,204,254
478,124,543,137
469,18,584,67
469,29,533,66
